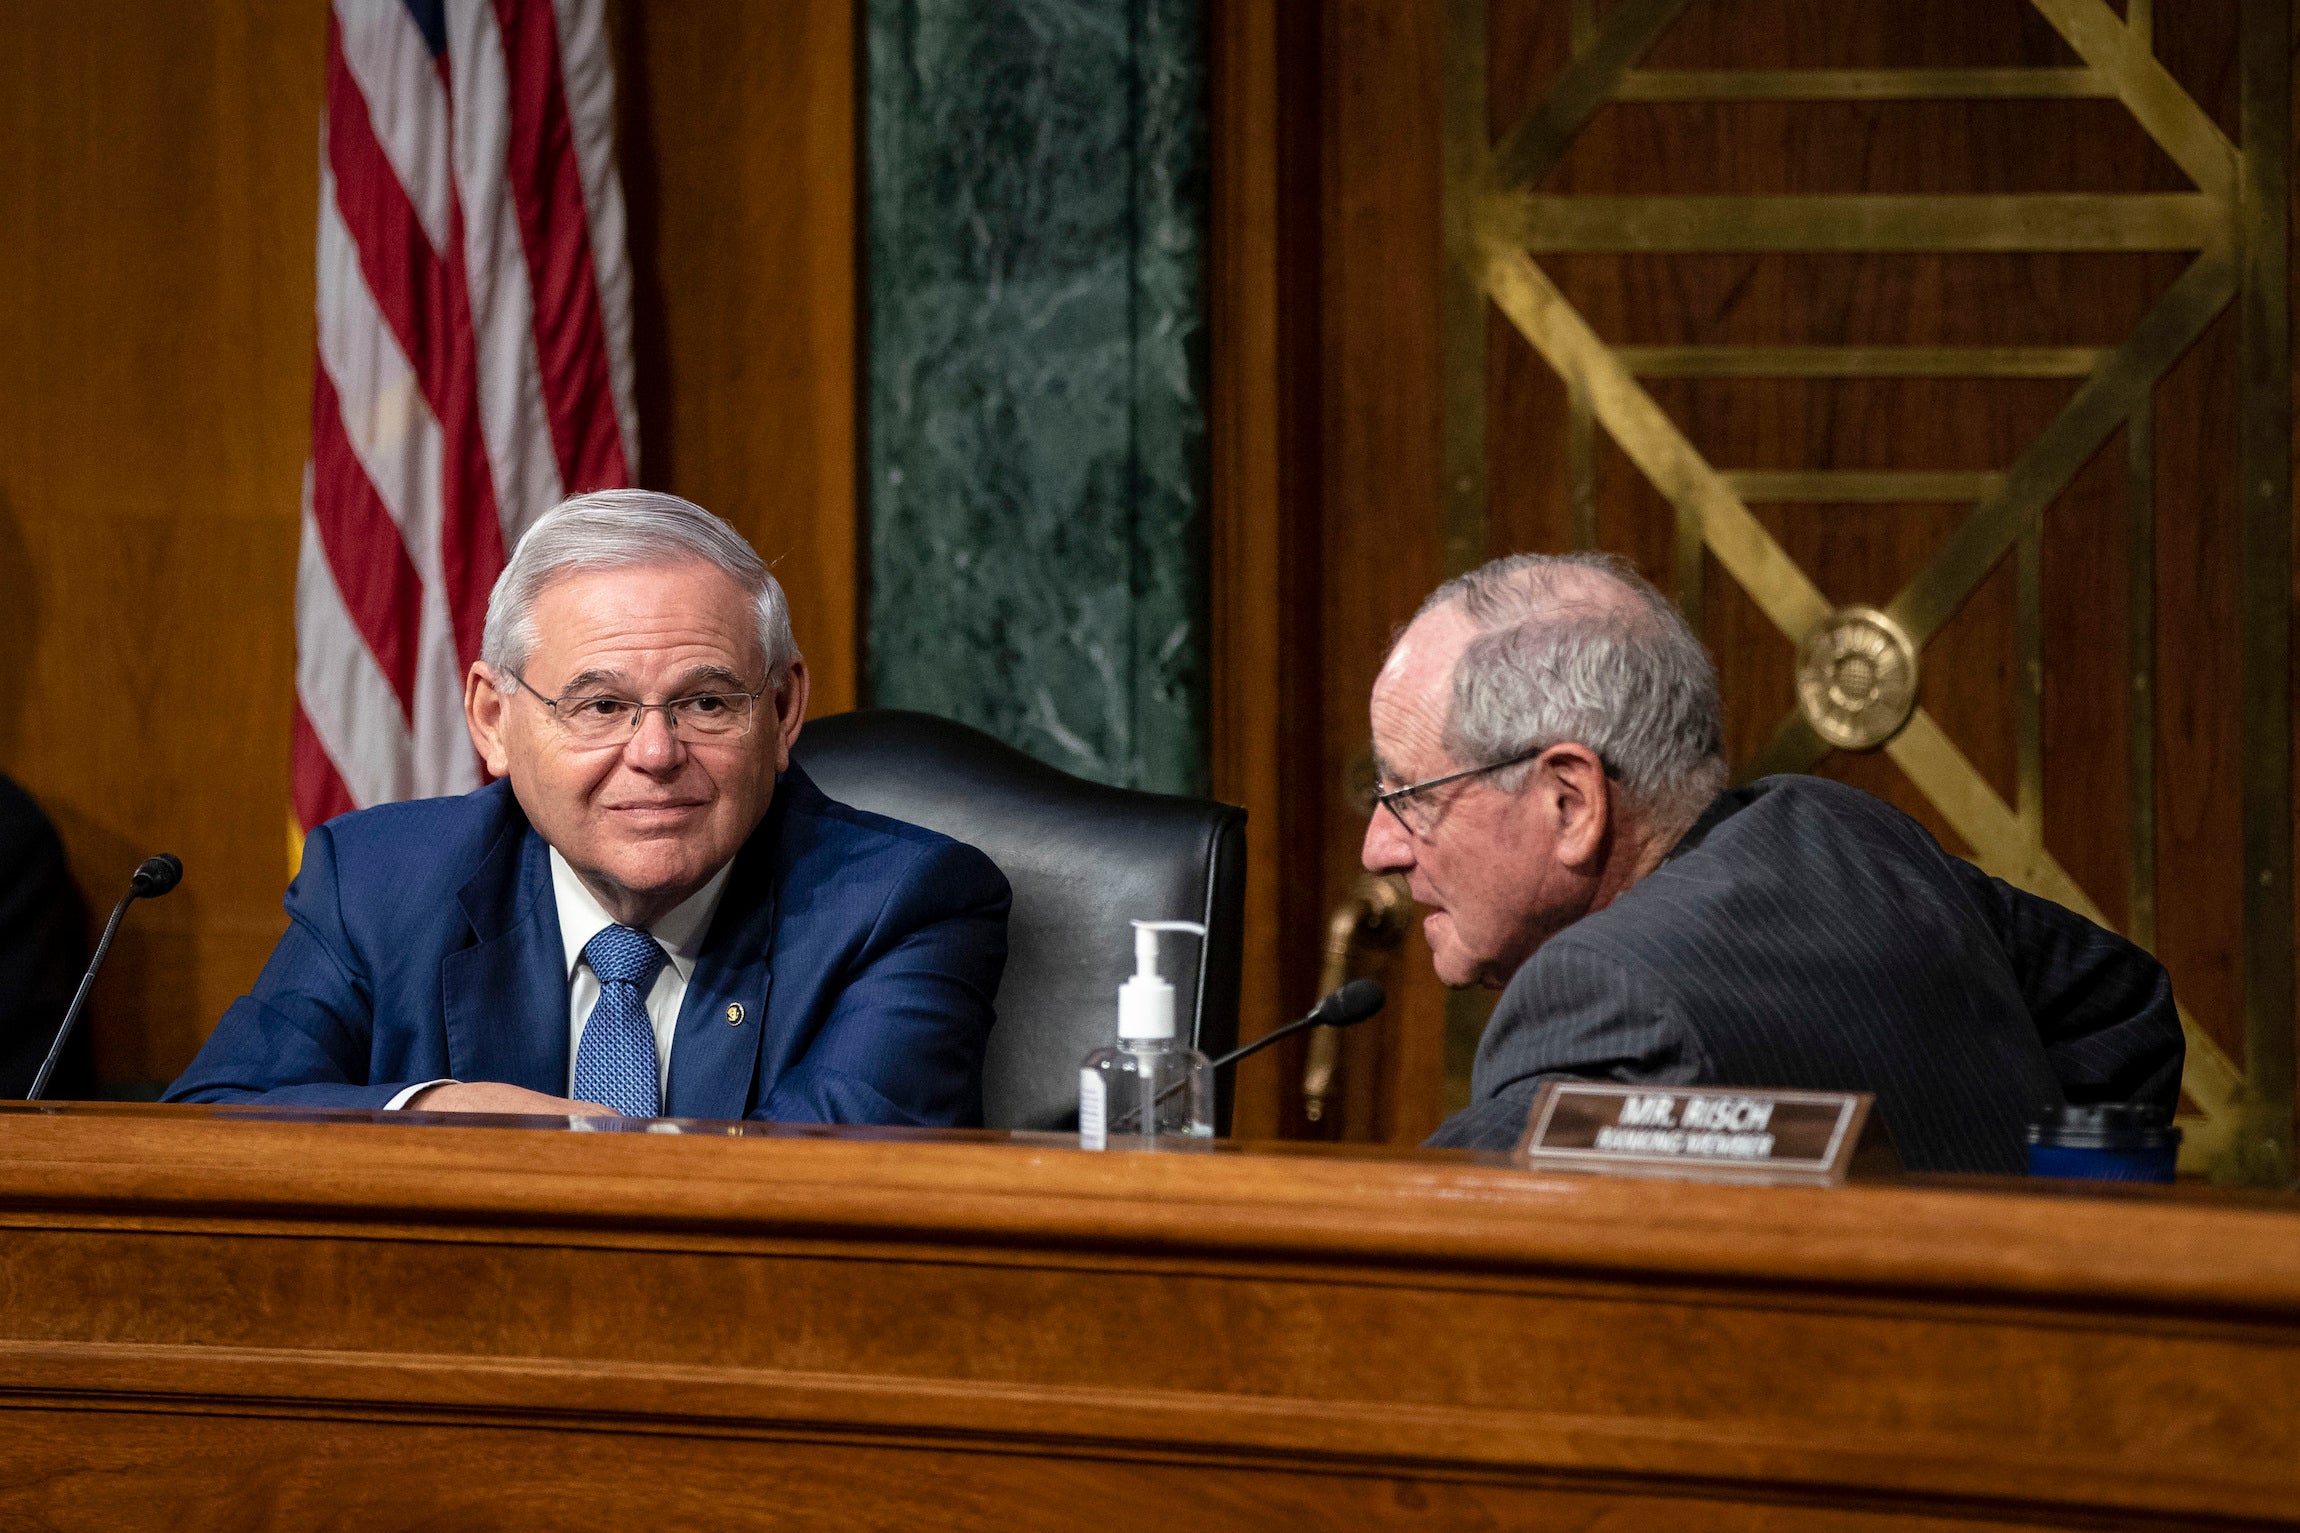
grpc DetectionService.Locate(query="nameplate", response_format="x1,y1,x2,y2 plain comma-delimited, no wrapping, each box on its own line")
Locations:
1515,1082,1878,1185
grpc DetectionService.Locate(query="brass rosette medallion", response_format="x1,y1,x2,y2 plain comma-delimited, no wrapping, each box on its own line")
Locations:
1795,606,1919,752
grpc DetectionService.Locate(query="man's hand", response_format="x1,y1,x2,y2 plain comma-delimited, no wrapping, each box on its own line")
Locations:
404,1082,618,1115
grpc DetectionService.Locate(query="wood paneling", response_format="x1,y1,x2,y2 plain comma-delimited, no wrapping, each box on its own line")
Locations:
11,1414,2056,1533
1315,0,1455,1144
1483,0,2259,1072
1208,0,1327,1138
0,2,860,1093
618,0,858,715
0,1105,2294,1529
0,1,325,1091
1217,0,2294,1144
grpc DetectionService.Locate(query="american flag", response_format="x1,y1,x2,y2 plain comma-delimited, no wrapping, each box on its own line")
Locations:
293,0,636,832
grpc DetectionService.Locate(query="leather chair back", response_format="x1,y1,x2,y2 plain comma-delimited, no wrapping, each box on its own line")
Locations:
793,710,1247,1132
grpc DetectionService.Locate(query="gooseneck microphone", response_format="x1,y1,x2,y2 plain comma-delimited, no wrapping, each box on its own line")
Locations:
1207,977,1386,1075
1116,979,1389,1132
27,854,183,1101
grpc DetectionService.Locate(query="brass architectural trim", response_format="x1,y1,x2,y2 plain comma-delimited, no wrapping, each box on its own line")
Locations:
1884,250,2238,649
1721,471,2007,505
1445,0,2287,1178
1488,0,1695,193
1613,67,2115,100
1567,376,1598,551
1615,345,2112,378
1478,244,1833,640
1302,875,1414,1124
1489,193,2224,254
2029,0,2239,200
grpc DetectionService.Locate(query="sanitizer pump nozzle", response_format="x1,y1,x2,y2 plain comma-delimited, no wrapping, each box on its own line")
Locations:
1081,919,1213,1148
1118,920,1205,1041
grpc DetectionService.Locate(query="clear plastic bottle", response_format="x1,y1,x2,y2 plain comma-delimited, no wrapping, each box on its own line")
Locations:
1080,1037,1213,1148
1080,921,1214,1149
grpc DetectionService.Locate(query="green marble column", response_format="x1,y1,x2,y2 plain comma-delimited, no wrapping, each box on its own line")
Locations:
866,0,1208,795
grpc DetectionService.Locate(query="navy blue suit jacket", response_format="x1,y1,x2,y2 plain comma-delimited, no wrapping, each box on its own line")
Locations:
1426,776,2182,1173
167,764,1010,1124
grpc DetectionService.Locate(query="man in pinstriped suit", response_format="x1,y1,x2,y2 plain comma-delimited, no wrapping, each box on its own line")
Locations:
1366,553,2180,1174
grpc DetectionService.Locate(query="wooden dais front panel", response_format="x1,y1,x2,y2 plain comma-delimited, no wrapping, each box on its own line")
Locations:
0,1104,2291,1529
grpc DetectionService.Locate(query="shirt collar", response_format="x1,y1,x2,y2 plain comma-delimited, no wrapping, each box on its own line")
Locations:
1660,787,1740,865
547,847,735,984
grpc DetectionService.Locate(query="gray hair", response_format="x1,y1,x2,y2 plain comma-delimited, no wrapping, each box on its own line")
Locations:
480,489,799,686
1420,552,1725,818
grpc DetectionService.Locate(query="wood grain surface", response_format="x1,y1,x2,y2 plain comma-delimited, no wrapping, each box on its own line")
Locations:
0,0,325,1092
0,1104,2291,1529
1487,0,2257,1065
1314,0,1456,1146
1207,0,1330,1138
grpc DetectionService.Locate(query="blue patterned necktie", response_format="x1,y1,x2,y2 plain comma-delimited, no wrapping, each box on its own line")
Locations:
573,924,670,1117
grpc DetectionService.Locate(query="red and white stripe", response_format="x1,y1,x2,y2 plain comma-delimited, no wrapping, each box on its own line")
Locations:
295,0,637,832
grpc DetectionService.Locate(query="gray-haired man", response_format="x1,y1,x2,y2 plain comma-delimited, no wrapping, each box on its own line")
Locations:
171,491,1010,1126
1365,553,2180,1173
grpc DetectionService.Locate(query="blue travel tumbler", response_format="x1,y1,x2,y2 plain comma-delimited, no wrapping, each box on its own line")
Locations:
2025,1103,2180,1183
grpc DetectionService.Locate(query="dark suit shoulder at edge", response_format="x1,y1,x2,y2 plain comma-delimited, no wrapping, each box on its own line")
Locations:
1739,772,1927,825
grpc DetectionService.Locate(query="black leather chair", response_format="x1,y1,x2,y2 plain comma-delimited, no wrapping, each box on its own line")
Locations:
792,710,1246,1132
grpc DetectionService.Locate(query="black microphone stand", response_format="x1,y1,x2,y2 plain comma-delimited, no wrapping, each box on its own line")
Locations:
1108,981,1387,1134
29,855,182,1101
1205,979,1386,1075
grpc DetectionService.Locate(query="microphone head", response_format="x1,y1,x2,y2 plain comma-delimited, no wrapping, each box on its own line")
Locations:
1314,977,1386,1029
131,854,183,899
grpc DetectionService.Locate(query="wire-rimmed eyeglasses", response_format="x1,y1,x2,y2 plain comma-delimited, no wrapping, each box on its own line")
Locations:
503,668,767,747
1372,747,1548,839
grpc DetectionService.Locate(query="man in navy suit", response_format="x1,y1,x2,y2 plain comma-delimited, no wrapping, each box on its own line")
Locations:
169,491,1009,1124
1365,553,2180,1173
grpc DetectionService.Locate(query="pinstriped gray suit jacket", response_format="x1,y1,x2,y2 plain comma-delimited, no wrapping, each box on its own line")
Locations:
1424,776,2181,1174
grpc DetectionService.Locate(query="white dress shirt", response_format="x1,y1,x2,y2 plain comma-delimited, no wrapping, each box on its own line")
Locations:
387,850,735,1112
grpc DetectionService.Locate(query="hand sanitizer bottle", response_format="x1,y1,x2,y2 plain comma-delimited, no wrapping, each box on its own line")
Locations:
1079,920,1214,1149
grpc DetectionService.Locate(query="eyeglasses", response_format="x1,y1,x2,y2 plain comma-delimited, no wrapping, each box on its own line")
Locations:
1373,747,1549,839
503,669,767,747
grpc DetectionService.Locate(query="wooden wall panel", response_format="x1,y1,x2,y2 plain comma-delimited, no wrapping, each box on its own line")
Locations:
1215,0,2290,1145
1316,0,1453,1144
0,1,324,1091
2153,314,2248,1032
1482,0,2256,1072
1209,0,1331,1138
3,1108,2296,1529
1208,0,1287,1135
0,2,859,1092
618,0,858,716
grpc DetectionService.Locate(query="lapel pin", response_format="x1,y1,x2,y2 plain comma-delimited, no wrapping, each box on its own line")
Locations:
725,1002,745,1026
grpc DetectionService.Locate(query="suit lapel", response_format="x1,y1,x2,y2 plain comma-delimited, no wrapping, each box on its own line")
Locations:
666,799,781,1121
441,822,569,1093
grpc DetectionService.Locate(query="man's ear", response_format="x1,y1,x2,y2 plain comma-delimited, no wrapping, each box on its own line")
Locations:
769,657,812,773
1539,743,1612,870
465,664,512,780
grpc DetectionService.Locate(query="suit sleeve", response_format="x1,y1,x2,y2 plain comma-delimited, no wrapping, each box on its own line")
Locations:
759,838,1010,1127
163,824,415,1110
1424,940,1708,1150
1946,858,2183,1112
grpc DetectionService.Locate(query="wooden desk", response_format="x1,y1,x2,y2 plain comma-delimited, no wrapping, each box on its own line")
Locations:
0,1103,2291,1529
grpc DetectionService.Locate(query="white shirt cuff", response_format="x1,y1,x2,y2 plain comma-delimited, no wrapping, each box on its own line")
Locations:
386,1079,457,1110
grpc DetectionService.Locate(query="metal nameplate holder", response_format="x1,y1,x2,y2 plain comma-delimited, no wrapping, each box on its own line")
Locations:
1515,1081,1892,1186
